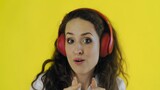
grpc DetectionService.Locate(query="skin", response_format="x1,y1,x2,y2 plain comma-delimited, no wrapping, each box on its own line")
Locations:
64,18,105,90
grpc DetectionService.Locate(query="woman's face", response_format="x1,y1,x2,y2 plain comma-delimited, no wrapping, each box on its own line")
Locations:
65,18,100,75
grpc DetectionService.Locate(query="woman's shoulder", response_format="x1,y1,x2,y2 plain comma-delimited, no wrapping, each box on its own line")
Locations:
30,74,45,90
116,77,126,90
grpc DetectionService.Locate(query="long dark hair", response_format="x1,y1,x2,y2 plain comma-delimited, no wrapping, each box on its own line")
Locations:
31,8,128,90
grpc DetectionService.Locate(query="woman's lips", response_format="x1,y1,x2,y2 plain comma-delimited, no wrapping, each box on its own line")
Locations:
73,58,85,65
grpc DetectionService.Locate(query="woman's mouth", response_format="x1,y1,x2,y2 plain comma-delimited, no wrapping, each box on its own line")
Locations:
73,58,85,65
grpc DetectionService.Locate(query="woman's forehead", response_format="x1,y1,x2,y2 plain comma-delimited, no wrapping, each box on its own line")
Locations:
65,18,96,36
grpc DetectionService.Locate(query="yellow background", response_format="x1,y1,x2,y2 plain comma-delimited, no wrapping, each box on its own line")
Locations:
0,0,160,90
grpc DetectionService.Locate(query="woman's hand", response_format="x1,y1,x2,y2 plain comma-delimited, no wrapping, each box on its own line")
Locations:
64,77,105,90
90,78,105,90
64,77,81,90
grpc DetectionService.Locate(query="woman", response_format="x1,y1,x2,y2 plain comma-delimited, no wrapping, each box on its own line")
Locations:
31,8,128,90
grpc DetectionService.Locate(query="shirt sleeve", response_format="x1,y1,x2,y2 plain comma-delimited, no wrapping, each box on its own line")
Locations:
116,77,126,90
30,74,45,90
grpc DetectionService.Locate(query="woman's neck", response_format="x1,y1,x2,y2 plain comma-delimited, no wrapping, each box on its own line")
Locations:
75,70,94,90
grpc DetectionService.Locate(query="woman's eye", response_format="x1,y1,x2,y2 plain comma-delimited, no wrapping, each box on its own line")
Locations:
67,38,74,44
82,38,92,44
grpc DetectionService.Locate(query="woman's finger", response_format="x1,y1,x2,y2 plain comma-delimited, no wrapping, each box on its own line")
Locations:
90,78,97,88
64,83,81,90
71,83,81,90
72,77,81,90
90,78,105,90
72,77,78,85
64,77,81,90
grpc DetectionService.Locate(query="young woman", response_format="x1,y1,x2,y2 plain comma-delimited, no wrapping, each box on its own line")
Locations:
31,8,128,90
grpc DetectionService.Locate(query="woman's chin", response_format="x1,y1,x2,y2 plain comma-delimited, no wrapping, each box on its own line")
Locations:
73,69,88,75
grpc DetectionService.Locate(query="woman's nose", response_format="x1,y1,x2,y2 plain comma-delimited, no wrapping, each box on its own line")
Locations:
74,44,84,55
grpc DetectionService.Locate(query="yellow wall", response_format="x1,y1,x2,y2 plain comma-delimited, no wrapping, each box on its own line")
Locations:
0,0,160,90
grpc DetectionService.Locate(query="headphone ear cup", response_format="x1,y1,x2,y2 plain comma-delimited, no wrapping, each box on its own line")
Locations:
57,34,66,56
100,33,110,57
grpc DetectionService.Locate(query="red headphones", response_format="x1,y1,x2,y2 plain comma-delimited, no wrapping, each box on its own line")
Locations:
56,8,114,57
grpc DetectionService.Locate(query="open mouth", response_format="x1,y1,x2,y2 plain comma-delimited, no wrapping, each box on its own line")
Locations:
73,58,85,65
74,59,84,62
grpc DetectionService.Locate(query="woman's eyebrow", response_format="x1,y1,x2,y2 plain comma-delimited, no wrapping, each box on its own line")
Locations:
66,32,93,36
66,32,73,35
81,32,93,36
